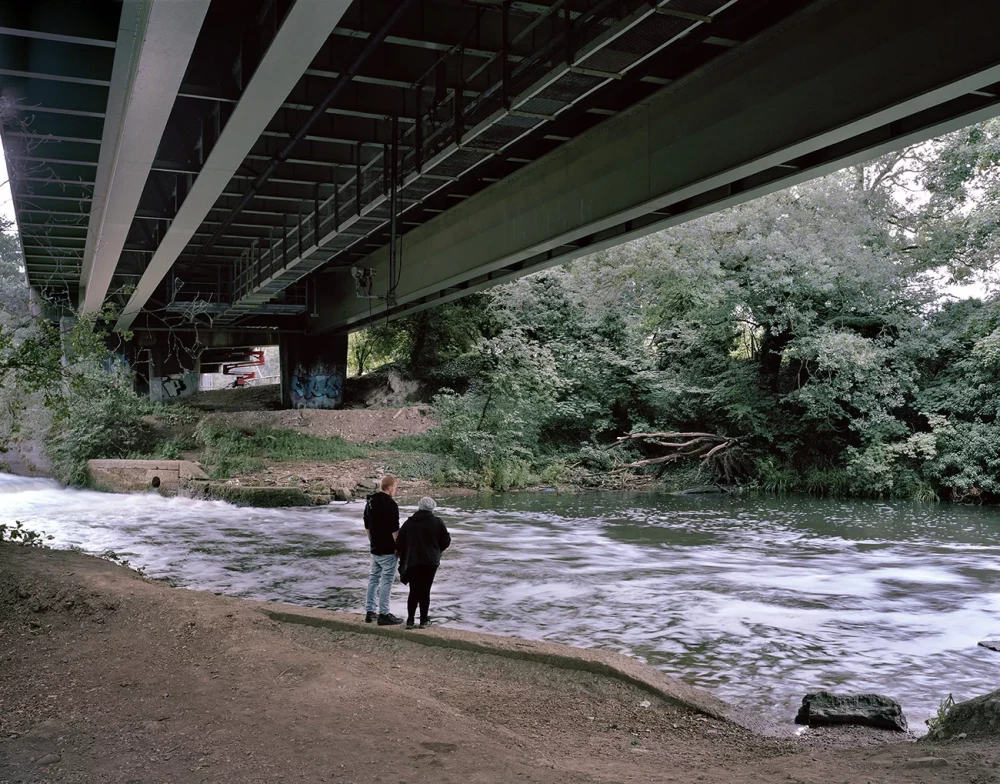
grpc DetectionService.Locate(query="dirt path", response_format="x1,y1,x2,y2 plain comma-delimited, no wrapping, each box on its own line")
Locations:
1,544,994,784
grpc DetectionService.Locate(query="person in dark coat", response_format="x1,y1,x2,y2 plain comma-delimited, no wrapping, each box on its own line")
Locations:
396,496,451,629
363,475,404,626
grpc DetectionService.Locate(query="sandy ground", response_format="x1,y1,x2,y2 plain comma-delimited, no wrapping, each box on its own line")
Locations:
2,544,997,784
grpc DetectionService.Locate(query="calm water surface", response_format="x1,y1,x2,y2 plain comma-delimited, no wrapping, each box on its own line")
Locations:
3,472,999,728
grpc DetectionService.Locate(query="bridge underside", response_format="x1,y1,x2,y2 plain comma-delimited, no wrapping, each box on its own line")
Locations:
3,0,1000,368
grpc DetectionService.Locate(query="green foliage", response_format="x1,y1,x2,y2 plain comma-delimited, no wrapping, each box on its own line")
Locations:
348,322,409,377
45,372,155,486
148,438,194,460
926,693,956,732
0,222,157,485
7,121,1000,502
348,295,493,380
391,144,1000,498
751,457,797,495
538,461,568,485
195,422,368,479
0,521,53,547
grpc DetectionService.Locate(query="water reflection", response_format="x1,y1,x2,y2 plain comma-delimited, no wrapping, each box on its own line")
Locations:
3,473,999,727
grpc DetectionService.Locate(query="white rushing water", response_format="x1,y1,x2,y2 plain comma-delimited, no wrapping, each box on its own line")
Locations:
3,471,1000,729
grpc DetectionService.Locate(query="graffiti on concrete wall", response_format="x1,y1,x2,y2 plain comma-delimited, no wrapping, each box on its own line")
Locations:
151,371,199,402
289,362,343,409
162,375,189,398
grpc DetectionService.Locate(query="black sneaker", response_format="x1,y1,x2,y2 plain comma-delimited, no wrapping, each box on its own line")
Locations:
377,613,404,626
365,611,377,624
405,618,415,629
419,617,430,628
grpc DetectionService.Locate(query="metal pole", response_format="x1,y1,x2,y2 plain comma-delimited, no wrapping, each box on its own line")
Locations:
333,165,339,230
502,1,511,110
389,114,399,294
313,182,320,244
454,69,464,146
415,83,423,173
564,6,574,65
355,142,362,215
383,142,389,197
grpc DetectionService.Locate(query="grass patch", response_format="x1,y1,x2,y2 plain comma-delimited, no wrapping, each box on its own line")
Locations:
144,437,194,460
196,422,369,479
386,451,450,479
384,432,445,453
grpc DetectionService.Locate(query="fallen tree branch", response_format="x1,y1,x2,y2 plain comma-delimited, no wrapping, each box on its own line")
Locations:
610,431,738,472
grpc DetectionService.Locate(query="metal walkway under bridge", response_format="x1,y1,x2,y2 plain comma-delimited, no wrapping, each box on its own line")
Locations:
4,0,1000,343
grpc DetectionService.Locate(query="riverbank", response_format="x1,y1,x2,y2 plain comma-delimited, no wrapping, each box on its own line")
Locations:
136,384,615,501
1,544,994,784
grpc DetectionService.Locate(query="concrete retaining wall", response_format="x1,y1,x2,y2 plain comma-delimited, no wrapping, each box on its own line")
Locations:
256,602,745,727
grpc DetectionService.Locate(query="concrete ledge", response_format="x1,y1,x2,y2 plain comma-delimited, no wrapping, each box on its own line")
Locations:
87,459,208,493
256,602,740,725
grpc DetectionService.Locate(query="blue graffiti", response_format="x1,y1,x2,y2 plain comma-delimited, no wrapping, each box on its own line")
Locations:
290,372,343,409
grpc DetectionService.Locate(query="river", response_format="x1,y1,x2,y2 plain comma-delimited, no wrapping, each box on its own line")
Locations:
3,472,999,730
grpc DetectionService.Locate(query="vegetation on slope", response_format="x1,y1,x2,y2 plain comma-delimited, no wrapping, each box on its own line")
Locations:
352,120,1000,500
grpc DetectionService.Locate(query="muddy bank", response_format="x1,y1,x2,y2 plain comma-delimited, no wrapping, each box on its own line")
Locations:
1,544,994,784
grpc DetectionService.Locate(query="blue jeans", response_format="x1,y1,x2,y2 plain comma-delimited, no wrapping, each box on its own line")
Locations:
365,553,398,615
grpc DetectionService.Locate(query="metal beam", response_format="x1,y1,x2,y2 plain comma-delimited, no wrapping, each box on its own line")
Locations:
0,68,111,88
313,0,1000,333
79,0,209,313
0,26,116,49
116,0,352,332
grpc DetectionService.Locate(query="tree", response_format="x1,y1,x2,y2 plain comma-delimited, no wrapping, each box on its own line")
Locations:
0,217,153,483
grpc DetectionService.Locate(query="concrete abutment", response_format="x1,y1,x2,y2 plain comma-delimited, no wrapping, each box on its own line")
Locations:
278,333,348,410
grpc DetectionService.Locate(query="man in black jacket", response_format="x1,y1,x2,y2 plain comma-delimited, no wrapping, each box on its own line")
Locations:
363,475,404,626
396,496,451,629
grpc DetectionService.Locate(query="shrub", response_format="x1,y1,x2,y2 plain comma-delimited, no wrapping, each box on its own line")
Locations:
481,455,536,492
46,376,154,486
538,461,567,484
751,456,797,495
0,521,53,546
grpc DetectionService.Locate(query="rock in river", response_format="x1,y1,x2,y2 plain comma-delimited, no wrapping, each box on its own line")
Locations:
795,691,908,732
926,688,1000,740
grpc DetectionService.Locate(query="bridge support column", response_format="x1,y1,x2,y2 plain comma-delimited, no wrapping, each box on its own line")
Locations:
279,334,347,410
147,342,200,404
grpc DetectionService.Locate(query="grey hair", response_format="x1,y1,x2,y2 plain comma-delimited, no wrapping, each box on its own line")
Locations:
418,496,436,512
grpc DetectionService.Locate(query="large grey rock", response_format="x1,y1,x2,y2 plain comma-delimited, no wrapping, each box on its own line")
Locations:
927,689,1000,740
795,691,907,732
